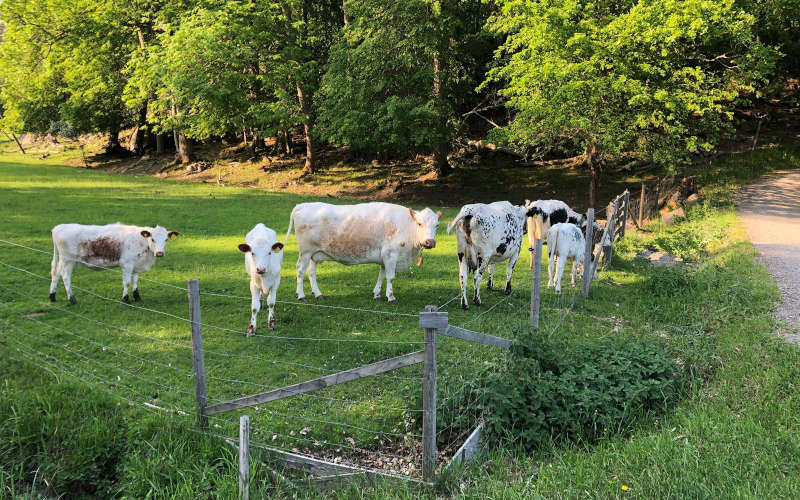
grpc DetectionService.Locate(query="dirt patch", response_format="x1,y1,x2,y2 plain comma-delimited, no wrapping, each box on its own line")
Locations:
637,247,684,266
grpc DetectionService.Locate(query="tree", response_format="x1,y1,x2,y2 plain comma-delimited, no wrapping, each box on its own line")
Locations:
486,0,778,206
316,0,493,177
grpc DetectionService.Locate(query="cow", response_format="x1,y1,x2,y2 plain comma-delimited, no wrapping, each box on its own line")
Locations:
238,223,284,335
546,222,593,294
524,199,586,269
447,201,527,310
49,223,178,304
285,202,441,302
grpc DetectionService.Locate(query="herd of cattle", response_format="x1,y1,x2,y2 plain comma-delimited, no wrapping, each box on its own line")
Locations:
47,199,604,334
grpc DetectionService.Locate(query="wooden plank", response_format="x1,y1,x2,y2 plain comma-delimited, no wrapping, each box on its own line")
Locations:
530,238,542,329
418,311,449,330
621,189,629,238
188,279,208,428
604,201,618,265
638,182,645,227
582,208,594,297
205,351,424,416
596,209,616,275
447,422,484,468
441,325,514,349
239,415,250,500
423,305,438,484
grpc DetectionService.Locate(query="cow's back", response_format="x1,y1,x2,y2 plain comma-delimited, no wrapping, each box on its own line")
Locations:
52,223,141,267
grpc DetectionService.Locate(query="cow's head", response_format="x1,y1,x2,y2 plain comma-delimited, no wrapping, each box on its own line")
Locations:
239,240,283,275
410,208,441,249
140,225,178,257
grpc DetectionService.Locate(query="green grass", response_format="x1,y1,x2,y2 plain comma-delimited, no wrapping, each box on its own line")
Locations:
1,139,800,497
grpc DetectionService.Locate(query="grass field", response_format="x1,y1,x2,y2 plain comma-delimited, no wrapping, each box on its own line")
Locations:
2,139,800,498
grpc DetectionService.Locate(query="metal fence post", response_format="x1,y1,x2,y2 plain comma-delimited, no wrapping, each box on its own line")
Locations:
188,279,208,428
530,238,542,328
583,208,594,297
422,305,439,484
239,415,250,500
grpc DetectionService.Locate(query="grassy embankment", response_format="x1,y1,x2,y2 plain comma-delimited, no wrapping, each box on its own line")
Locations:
1,137,799,498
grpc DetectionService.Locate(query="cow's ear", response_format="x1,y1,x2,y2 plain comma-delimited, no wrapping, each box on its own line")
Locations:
435,210,442,218
238,243,251,253
271,242,284,252
140,230,151,238
409,208,420,223
168,231,179,239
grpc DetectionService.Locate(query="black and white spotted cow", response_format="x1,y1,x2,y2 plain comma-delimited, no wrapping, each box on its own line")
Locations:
523,199,585,269
447,201,527,310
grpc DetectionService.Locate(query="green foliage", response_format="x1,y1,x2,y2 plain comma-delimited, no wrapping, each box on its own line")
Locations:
486,0,780,165
478,332,683,450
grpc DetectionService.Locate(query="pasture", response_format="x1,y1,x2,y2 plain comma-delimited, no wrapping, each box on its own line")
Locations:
3,142,800,497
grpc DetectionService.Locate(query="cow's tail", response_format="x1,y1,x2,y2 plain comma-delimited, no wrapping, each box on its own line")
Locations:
50,236,60,278
447,207,475,235
548,227,560,261
284,206,297,247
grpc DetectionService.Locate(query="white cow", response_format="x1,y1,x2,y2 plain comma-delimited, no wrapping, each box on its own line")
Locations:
49,223,178,304
285,202,441,302
238,223,284,335
524,199,585,269
447,201,527,309
546,222,591,294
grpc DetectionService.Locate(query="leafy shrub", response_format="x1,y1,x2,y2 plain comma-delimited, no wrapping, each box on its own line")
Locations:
479,332,683,451
653,224,707,261
46,120,78,140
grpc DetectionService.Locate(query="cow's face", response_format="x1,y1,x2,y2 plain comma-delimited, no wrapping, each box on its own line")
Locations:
141,226,178,257
410,208,441,249
239,241,283,275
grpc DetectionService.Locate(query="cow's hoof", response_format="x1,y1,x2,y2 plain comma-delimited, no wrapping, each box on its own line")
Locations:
486,280,493,290
460,299,469,310
473,298,482,306
297,295,306,301
373,294,382,300
268,319,276,330
314,294,324,300
505,283,512,295
68,294,77,305
49,292,56,302
246,325,255,337
555,290,562,295
122,294,130,304
387,297,397,303
133,289,141,301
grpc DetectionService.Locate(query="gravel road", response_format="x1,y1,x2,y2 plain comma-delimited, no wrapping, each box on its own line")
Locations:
738,170,800,340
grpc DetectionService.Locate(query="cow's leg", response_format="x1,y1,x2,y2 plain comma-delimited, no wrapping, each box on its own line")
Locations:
307,259,323,299
486,263,495,290
384,259,397,302
373,265,385,299
247,280,261,336
555,253,567,294
473,255,490,306
266,283,277,330
49,258,61,302
504,251,520,295
295,253,311,300
121,267,133,303
132,274,141,301
60,261,76,304
458,251,469,310
547,251,555,288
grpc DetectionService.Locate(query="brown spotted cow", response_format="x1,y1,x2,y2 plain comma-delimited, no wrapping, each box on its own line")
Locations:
49,223,178,304
285,202,441,302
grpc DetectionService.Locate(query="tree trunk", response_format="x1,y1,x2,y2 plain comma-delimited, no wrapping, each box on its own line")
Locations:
432,52,451,177
177,134,193,164
155,133,165,155
106,124,122,153
585,143,600,208
3,131,25,154
131,104,148,155
296,84,316,175
343,0,350,25
284,129,292,155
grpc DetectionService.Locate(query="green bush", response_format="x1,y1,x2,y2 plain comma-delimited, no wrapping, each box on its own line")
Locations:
480,332,683,451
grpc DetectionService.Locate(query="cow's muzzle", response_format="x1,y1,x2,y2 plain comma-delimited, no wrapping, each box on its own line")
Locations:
256,267,266,275
155,251,164,257
421,239,436,249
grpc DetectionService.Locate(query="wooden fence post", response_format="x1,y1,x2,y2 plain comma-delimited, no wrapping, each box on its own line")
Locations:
582,208,594,297
530,238,542,328
422,305,438,484
604,203,618,266
638,182,645,227
239,415,250,500
620,190,630,238
188,279,208,428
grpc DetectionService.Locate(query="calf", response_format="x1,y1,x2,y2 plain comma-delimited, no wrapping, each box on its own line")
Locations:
524,199,584,268
546,222,590,294
239,223,284,335
286,202,440,302
447,201,527,309
49,223,178,304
